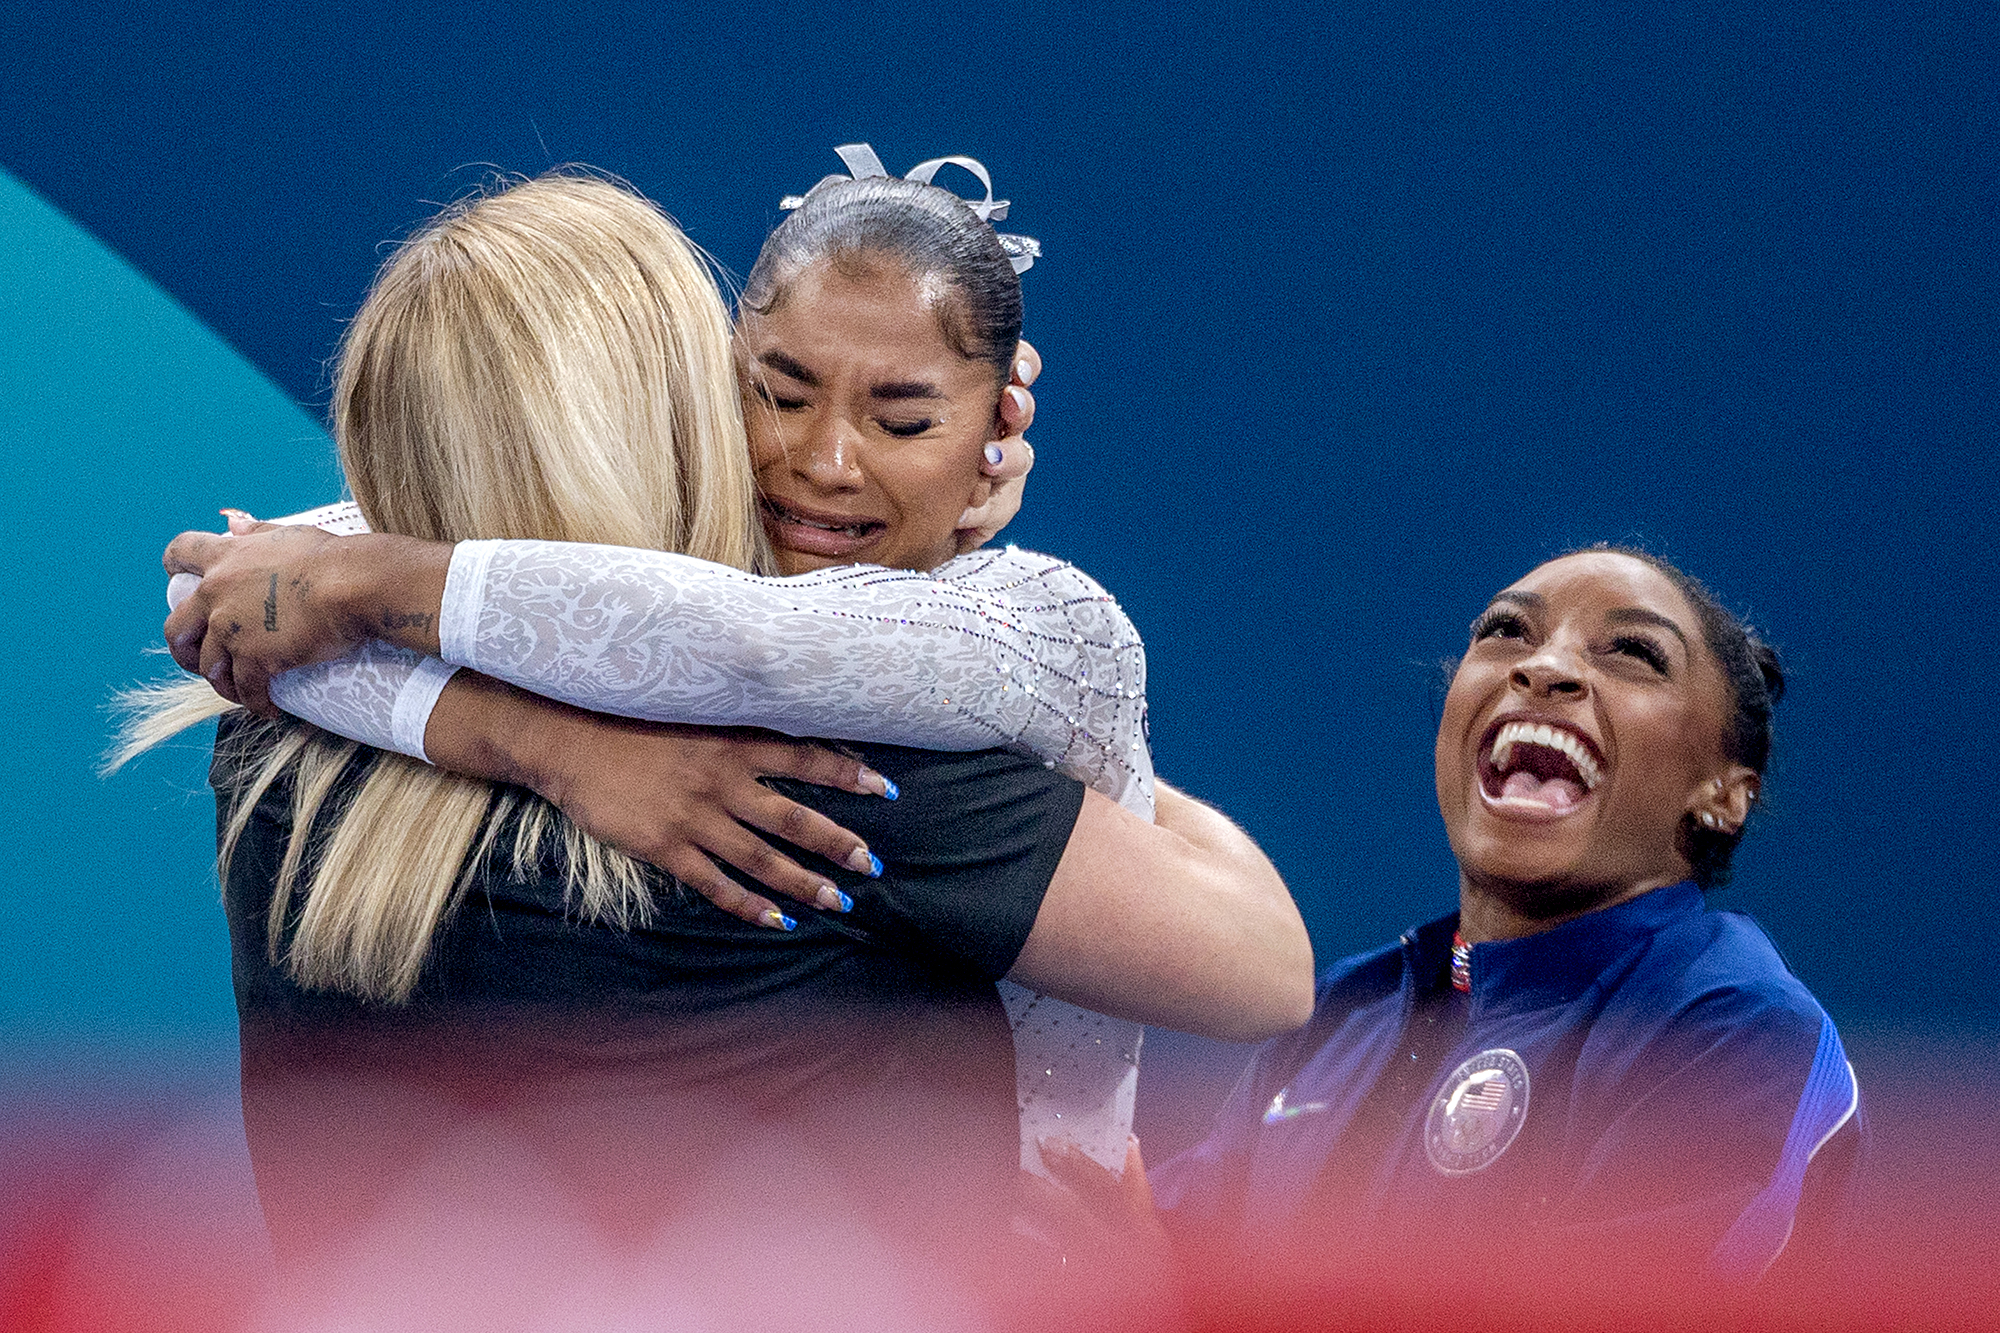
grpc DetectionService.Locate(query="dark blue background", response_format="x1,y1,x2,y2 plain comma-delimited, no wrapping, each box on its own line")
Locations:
2,0,1995,1055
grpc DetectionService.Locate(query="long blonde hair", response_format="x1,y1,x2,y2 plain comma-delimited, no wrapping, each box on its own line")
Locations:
113,172,766,1002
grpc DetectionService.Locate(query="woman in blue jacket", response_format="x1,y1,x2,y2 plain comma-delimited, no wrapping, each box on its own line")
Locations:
1144,546,1859,1303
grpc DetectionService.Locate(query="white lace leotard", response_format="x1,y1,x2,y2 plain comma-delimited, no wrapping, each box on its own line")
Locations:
228,503,1153,1175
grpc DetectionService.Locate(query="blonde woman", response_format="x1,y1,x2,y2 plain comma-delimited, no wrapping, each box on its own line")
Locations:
164,151,1314,1191
137,170,1310,1263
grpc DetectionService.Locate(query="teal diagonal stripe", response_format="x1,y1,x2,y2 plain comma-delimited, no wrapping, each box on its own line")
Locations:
0,166,341,1037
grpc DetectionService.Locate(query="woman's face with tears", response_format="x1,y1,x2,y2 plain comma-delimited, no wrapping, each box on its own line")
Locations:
737,256,1003,576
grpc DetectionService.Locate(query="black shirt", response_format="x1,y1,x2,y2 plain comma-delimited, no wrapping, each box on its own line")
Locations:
213,722,1087,1259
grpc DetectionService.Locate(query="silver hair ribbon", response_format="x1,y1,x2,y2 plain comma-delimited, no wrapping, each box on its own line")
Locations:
778,143,1041,274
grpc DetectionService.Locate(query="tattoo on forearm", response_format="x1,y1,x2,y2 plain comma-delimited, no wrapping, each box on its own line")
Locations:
264,574,279,631
380,611,434,632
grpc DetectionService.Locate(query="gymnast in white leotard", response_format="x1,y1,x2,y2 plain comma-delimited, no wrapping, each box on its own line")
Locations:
218,502,1156,1175
155,152,1307,1181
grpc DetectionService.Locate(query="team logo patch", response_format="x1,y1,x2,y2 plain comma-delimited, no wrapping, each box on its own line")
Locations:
1425,1048,1530,1176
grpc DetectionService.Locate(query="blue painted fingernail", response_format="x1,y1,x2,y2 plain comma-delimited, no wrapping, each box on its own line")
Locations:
816,885,854,913
868,852,883,878
882,777,899,801
984,442,1004,466
759,908,797,931
846,847,883,877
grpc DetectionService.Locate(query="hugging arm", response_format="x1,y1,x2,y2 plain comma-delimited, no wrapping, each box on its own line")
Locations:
793,751,1311,1045
435,537,1149,800
163,513,1149,926
163,536,1311,1038
166,531,1150,809
423,672,895,926
1012,782,1313,1042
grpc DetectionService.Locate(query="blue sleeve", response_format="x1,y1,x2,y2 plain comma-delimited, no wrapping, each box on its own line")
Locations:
1546,985,1861,1281
1706,1013,1862,1280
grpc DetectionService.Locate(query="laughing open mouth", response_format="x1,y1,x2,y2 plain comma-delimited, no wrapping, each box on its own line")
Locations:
1477,719,1605,815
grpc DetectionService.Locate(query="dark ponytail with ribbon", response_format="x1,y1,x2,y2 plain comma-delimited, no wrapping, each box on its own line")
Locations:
742,145,1030,387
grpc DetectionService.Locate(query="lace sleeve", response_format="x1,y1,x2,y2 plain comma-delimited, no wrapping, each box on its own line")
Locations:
267,644,459,762
174,502,454,763
440,539,1154,815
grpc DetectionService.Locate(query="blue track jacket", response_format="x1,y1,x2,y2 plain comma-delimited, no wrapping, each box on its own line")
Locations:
1154,881,1861,1282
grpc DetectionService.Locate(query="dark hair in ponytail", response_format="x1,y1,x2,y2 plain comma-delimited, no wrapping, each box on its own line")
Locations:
740,176,1022,387
1579,545,1784,888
